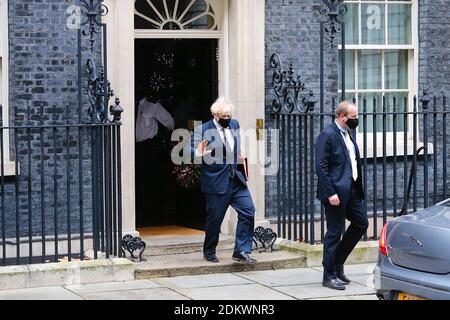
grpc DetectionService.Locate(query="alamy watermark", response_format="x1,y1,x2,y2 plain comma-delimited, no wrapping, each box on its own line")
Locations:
170,127,280,176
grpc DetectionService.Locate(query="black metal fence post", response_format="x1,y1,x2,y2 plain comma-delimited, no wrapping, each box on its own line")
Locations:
362,98,368,240
393,97,398,217
443,96,448,200
412,96,418,211
372,98,378,239
421,91,431,209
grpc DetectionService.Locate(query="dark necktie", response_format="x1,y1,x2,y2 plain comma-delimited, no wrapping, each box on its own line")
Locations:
222,128,235,179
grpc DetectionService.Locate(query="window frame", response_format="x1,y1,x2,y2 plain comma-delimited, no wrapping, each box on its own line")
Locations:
339,0,423,158
134,0,223,38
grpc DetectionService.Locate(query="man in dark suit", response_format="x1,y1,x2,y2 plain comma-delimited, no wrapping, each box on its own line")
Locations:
315,100,369,290
191,96,256,264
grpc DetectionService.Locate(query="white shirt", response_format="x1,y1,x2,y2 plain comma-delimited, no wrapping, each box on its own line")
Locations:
335,120,357,163
213,118,235,151
136,98,174,142
195,118,235,157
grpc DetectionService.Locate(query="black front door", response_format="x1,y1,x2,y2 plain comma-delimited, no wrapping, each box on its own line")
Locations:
134,38,218,230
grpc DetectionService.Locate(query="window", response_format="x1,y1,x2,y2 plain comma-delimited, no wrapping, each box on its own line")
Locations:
134,0,217,30
339,0,420,156
0,0,14,174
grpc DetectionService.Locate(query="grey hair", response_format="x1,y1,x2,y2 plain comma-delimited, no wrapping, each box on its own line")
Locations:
210,96,236,115
335,100,356,118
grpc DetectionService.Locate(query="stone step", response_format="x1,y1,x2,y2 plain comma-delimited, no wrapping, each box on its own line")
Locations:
140,234,235,256
134,249,307,279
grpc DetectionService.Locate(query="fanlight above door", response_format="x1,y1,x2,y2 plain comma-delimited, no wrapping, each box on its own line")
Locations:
134,0,217,30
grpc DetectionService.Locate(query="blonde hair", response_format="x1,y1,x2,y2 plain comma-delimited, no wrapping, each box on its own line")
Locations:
210,96,236,115
335,100,356,118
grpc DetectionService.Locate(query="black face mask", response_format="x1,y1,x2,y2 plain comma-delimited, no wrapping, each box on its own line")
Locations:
218,117,231,128
346,117,359,129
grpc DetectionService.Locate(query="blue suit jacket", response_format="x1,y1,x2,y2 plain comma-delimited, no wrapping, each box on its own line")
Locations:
315,122,364,205
191,119,247,194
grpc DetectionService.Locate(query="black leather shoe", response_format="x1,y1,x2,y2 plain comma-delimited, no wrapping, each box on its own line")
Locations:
322,278,346,290
336,265,351,285
203,254,219,263
232,252,257,264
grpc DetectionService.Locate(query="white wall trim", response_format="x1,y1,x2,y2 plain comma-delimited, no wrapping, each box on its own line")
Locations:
134,30,222,39
0,0,15,175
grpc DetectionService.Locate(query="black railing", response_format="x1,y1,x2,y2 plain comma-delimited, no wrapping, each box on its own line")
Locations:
271,90,450,244
0,107,122,266
0,1,123,266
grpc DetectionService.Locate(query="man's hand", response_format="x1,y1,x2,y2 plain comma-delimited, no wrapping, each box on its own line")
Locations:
328,194,340,206
197,140,208,155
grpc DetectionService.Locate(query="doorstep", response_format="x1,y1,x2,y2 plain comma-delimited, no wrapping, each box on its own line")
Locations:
134,248,306,279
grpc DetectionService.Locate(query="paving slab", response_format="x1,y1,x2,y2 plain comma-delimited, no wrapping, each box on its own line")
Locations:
347,294,379,300
0,286,83,300
273,282,375,300
174,284,295,300
309,296,352,300
65,279,161,294
81,287,190,300
311,263,376,276
234,268,323,287
153,273,253,289
349,274,375,289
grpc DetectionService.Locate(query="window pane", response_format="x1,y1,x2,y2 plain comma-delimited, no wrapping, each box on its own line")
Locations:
384,92,408,132
358,92,383,133
358,50,382,90
361,3,385,44
345,93,356,104
338,50,355,90
342,3,359,45
134,0,217,30
388,4,412,45
385,50,408,89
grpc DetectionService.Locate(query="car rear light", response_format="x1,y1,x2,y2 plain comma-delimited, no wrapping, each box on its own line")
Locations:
379,223,389,256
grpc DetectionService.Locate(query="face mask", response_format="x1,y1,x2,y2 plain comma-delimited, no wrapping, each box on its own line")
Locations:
346,117,359,129
218,117,231,128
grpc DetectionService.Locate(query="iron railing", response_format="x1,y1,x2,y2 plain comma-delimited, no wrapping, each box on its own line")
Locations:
0,0,123,266
271,89,449,244
0,106,123,265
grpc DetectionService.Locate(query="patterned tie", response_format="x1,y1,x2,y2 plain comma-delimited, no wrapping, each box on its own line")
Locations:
222,128,235,178
345,130,358,181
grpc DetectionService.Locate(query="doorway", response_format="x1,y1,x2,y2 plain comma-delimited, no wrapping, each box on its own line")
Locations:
134,39,218,230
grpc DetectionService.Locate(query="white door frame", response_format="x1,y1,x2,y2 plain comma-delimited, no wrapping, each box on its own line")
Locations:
104,0,267,236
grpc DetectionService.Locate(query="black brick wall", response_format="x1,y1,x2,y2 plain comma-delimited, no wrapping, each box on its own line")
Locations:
2,0,102,238
265,0,338,219
265,0,450,221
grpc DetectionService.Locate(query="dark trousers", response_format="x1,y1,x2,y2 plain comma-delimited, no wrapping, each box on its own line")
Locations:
203,177,255,256
322,182,369,280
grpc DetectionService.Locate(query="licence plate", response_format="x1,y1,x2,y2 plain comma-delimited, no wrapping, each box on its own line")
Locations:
397,292,427,300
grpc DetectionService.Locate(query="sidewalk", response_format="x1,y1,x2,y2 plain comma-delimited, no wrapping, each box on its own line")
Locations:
0,263,377,300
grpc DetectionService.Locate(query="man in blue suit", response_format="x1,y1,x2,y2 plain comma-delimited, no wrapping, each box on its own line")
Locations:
315,100,368,290
191,96,256,264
